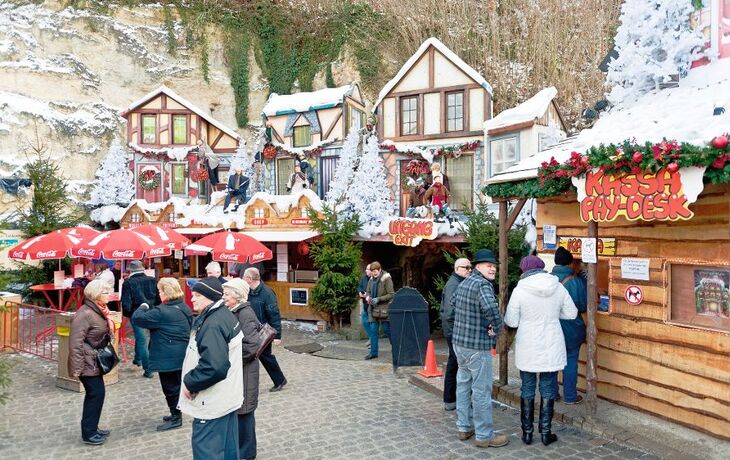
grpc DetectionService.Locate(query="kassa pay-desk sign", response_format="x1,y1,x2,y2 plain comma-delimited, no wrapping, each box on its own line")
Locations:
572,166,706,223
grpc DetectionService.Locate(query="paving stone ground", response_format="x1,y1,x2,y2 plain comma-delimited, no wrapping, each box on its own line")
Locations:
0,324,656,460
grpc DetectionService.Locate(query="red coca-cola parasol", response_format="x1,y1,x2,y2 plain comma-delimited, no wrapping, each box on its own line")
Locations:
132,224,191,250
70,228,171,260
184,231,272,264
8,226,101,261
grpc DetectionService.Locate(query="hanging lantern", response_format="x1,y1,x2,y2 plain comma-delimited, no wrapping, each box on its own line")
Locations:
297,241,310,256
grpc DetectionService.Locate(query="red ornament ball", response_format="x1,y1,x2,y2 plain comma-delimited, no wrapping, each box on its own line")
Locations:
297,242,310,256
666,162,680,173
711,135,729,150
632,151,643,163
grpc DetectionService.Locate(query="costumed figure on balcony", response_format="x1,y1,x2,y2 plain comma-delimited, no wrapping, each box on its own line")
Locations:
286,163,309,194
423,173,455,225
223,167,250,214
196,139,220,187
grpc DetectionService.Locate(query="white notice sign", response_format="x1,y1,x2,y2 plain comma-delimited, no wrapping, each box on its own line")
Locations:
581,238,597,263
621,258,650,281
543,224,557,249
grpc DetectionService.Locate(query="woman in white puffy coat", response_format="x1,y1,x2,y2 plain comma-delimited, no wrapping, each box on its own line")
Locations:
504,255,577,447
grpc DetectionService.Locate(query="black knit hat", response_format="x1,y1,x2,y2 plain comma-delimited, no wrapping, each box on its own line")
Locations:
554,247,574,266
192,276,224,302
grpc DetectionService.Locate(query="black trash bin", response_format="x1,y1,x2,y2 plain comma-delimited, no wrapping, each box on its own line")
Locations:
389,287,430,368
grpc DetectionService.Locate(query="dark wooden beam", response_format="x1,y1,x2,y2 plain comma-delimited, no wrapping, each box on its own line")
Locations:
586,219,598,416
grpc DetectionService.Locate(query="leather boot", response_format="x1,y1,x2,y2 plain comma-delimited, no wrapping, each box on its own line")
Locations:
539,398,558,446
520,398,535,445
156,411,182,432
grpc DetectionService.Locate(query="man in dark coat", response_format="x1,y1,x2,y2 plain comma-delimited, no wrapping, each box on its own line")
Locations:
243,267,287,392
551,247,587,404
223,166,250,213
121,260,160,378
440,257,471,411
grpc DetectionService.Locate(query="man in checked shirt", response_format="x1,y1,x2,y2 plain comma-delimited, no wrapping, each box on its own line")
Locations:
447,249,510,449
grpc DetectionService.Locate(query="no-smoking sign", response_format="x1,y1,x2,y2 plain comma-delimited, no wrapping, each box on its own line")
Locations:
624,285,643,305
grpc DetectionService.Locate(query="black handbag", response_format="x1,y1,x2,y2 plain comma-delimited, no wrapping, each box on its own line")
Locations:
255,323,277,358
89,333,119,375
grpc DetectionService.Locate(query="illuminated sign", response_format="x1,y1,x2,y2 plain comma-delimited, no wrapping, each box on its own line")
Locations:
572,167,706,223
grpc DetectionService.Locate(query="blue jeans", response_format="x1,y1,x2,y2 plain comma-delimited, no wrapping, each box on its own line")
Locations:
131,316,149,371
520,370,557,400
360,304,371,337
368,320,390,357
453,344,494,441
556,344,582,402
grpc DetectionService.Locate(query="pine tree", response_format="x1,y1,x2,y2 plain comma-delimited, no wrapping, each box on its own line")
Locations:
87,139,134,208
325,129,361,207
607,0,705,104
348,134,395,231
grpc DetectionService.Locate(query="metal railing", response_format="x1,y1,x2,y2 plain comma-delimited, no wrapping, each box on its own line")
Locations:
1,300,63,361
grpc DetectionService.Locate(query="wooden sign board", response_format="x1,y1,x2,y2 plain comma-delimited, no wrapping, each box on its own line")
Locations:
558,236,616,256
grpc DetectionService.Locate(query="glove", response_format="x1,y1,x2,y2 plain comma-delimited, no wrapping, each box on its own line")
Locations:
371,297,379,305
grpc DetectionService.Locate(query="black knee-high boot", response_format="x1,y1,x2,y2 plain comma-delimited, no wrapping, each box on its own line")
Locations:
539,398,558,446
520,398,534,445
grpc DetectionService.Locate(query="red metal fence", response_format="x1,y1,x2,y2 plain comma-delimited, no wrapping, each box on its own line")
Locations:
1,300,63,360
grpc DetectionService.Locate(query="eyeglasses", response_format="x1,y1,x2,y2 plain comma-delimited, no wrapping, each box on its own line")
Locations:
457,265,472,271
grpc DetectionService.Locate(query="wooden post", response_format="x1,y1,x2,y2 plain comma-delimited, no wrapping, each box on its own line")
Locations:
497,198,527,385
586,220,598,416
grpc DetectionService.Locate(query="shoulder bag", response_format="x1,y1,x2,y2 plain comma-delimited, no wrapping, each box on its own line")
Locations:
87,333,119,375
255,322,277,358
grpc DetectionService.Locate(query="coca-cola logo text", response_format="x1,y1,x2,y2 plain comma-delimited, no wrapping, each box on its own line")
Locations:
11,250,25,258
76,248,97,257
111,250,136,258
218,253,240,261
149,247,167,256
36,250,58,258
250,251,267,262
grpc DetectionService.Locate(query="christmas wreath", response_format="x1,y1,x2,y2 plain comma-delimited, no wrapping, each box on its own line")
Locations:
139,169,161,190
262,143,278,160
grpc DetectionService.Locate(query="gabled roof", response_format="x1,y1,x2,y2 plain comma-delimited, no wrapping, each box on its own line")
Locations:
120,85,240,141
262,83,361,117
373,37,494,111
484,86,563,134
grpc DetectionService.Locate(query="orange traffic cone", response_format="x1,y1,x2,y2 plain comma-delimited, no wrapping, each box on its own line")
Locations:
418,339,443,378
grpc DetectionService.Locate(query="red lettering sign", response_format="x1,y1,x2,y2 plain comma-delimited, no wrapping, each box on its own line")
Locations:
291,218,311,225
251,218,268,225
576,168,698,222
388,218,437,247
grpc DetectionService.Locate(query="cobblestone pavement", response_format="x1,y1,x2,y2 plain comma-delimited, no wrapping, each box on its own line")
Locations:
0,332,656,460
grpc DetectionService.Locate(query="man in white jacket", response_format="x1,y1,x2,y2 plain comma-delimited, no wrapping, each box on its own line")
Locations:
180,277,244,460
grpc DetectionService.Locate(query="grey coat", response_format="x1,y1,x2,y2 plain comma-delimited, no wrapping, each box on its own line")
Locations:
231,302,260,414
440,272,466,340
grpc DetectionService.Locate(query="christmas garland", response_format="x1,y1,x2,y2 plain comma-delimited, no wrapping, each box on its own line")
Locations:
139,169,161,190
484,135,730,199
262,142,325,160
190,168,209,182
380,140,481,160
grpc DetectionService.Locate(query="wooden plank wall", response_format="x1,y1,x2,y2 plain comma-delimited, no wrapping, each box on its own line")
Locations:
535,184,730,439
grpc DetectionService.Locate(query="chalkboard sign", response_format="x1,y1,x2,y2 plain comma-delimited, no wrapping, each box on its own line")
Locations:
290,288,308,306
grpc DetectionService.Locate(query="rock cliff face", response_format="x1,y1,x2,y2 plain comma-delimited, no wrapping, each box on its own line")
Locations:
0,1,361,215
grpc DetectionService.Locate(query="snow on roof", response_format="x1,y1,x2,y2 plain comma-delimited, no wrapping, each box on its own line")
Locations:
242,189,324,215
484,87,557,132
128,143,198,161
262,83,358,117
486,58,730,185
120,85,240,141
373,37,494,111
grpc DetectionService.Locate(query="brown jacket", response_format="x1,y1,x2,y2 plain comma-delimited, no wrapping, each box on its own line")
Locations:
231,302,260,415
68,299,111,377
366,271,395,320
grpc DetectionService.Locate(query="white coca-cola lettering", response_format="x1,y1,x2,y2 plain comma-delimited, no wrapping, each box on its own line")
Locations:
77,248,96,256
218,253,240,261
111,249,136,258
36,250,58,258
11,250,25,258
149,247,166,256
251,251,266,262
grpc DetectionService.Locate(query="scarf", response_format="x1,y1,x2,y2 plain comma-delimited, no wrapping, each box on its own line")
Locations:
86,298,115,338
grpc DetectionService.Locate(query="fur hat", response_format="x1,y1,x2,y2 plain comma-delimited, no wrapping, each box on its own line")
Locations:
223,278,250,302
520,255,545,273
554,247,574,266
192,277,224,302
128,260,145,273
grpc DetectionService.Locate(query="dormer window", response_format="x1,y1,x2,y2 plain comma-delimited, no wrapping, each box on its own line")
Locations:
293,125,312,147
400,97,418,135
254,208,265,219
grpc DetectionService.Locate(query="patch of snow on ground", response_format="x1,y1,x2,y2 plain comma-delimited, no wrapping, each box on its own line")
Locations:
282,320,319,332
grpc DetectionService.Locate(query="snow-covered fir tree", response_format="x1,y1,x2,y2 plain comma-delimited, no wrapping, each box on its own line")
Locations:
325,129,361,205
606,0,706,104
349,134,394,232
229,141,259,194
87,139,134,207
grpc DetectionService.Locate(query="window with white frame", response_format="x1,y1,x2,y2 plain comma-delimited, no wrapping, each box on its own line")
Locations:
489,136,519,176
446,92,464,132
400,97,418,136
300,206,308,218
254,208,265,219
